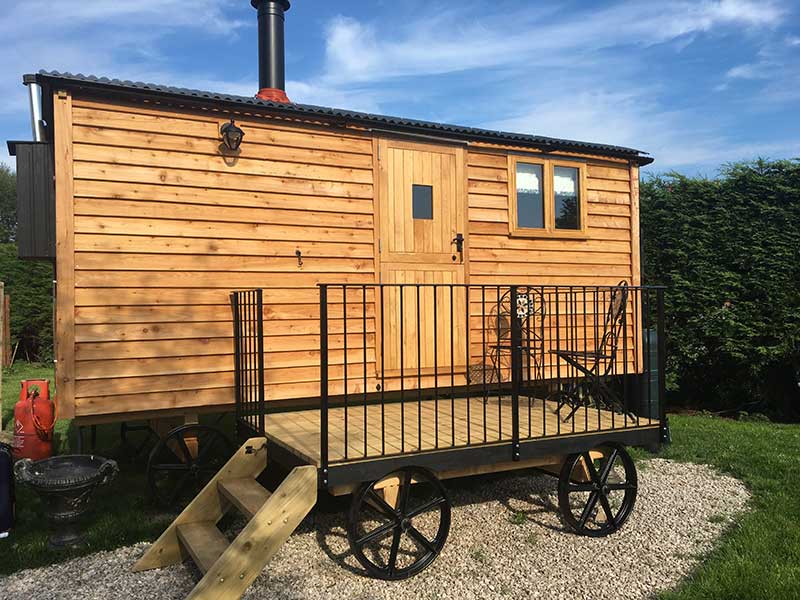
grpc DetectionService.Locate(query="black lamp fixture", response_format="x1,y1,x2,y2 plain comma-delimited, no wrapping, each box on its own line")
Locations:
220,119,244,152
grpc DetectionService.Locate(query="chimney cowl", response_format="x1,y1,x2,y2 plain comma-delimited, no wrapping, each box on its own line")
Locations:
252,0,291,103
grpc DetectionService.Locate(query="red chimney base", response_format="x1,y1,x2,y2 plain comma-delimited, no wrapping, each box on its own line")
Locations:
256,87,290,103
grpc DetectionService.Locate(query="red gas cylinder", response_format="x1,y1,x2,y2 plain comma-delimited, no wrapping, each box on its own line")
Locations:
12,380,56,462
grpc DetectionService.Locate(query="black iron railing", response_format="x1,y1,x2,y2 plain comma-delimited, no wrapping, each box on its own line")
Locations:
230,283,667,482
231,289,265,439
318,283,667,470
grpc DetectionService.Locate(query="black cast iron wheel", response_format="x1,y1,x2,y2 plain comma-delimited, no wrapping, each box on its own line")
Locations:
347,466,451,580
146,424,234,508
558,442,637,537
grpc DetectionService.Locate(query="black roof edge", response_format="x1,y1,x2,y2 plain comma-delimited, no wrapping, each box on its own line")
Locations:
28,71,654,166
7,140,50,156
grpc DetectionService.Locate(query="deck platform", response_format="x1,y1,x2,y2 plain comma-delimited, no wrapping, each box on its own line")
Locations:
264,396,658,467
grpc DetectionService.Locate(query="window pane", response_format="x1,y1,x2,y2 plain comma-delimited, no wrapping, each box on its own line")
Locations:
554,166,580,230
412,184,433,219
516,162,544,229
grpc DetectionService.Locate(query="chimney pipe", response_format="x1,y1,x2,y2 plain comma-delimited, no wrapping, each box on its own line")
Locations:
251,0,290,103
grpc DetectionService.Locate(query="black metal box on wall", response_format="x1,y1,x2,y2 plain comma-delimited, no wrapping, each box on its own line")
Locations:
6,141,55,260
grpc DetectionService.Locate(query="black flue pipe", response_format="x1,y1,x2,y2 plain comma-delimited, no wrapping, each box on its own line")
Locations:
251,0,290,93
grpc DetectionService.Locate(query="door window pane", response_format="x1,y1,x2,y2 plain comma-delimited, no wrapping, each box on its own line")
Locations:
554,166,580,230
412,184,433,219
516,162,544,229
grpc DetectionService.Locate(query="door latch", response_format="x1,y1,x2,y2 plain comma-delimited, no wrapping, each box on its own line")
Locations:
452,233,464,262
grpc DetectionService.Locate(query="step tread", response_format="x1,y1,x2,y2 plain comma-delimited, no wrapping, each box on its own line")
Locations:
218,477,272,519
176,521,229,574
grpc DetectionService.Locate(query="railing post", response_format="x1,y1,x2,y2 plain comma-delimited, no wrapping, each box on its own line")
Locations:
255,289,265,436
231,292,242,439
656,287,670,444
319,284,329,485
510,286,521,460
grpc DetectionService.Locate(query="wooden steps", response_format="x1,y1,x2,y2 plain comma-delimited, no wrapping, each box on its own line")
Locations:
176,522,228,574
133,437,317,600
219,477,271,519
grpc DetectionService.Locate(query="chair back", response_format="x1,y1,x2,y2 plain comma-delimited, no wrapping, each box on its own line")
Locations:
597,281,629,374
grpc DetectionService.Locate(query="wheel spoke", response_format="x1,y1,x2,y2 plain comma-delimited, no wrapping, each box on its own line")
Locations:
195,431,222,464
150,463,190,472
567,483,596,493
407,496,446,519
387,528,402,576
356,521,398,546
175,435,194,466
578,491,600,527
398,470,412,513
367,489,400,521
407,525,436,553
582,452,602,486
597,491,616,525
599,448,619,485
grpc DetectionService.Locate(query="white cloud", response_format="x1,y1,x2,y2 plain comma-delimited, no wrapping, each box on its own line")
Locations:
726,63,770,79
315,0,784,87
0,0,248,116
301,0,793,170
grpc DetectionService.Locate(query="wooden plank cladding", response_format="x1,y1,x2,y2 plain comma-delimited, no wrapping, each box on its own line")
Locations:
57,92,641,421
67,96,376,417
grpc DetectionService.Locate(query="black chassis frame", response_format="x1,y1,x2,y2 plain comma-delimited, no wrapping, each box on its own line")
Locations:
241,418,667,491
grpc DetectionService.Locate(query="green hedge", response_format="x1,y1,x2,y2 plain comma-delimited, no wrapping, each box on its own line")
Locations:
641,159,800,419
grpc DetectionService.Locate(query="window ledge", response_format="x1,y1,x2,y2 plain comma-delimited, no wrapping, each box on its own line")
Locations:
509,228,589,240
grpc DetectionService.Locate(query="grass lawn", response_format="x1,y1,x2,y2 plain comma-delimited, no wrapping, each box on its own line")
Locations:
1,363,799,597
655,414,800,600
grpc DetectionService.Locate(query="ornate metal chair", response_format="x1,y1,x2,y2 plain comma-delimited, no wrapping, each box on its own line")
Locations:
550,281,630,421
485,287,546,389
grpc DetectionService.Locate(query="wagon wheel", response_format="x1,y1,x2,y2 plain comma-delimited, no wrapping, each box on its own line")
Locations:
558,442,637,537
146,424,235,508
347,466,451,580
119,422,159,463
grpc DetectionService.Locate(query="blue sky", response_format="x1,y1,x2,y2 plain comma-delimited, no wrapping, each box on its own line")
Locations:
1,0,798,175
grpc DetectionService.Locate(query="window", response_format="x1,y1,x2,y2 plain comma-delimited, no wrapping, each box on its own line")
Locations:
515,162,544,229
554,166,580,230
412,184,433,219
509,156,586,237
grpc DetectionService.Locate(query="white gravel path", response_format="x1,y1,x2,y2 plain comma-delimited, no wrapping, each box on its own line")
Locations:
0,459,749,600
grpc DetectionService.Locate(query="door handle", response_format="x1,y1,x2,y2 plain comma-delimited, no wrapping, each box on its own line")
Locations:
452,233,464,262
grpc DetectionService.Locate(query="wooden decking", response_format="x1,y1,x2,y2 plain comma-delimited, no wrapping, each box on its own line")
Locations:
265,396,658,466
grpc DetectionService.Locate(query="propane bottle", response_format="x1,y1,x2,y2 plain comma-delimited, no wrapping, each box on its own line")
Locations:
12,380,56,462
0,442,13,538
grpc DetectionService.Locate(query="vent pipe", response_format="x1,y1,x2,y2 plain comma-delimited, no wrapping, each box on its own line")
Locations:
251,0,290,103
25,82,45,142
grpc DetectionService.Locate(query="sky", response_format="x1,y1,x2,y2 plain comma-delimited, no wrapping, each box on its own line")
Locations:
1,0,798,175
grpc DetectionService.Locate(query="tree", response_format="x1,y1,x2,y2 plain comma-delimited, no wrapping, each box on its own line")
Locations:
641,159,800,420
0,164,15,243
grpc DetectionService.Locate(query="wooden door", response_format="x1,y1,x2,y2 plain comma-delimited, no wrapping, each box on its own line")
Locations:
376,138,467,383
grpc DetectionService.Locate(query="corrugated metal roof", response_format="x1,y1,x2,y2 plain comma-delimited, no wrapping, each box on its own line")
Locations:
28,70,653,165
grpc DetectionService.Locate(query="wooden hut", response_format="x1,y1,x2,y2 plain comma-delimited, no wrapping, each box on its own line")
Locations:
7,4,652,432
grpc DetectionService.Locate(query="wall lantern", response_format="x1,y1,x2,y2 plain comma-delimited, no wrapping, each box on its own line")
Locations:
220,119,244,152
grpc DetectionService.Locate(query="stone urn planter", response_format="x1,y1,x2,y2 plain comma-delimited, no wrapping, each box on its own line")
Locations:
14,455,118,549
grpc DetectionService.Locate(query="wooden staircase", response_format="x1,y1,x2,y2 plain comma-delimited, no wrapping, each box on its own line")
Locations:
133,437,317,600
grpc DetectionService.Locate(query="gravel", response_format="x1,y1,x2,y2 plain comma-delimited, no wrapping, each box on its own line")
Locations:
0,458,749,600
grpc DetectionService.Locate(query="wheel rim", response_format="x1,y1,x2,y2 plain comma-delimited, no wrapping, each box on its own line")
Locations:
146,425,234,508
347,466,451,580
558,443,637,537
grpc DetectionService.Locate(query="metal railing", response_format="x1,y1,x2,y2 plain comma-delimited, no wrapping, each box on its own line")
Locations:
230,283,666,480
231,289,265,439
318,283,666,471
